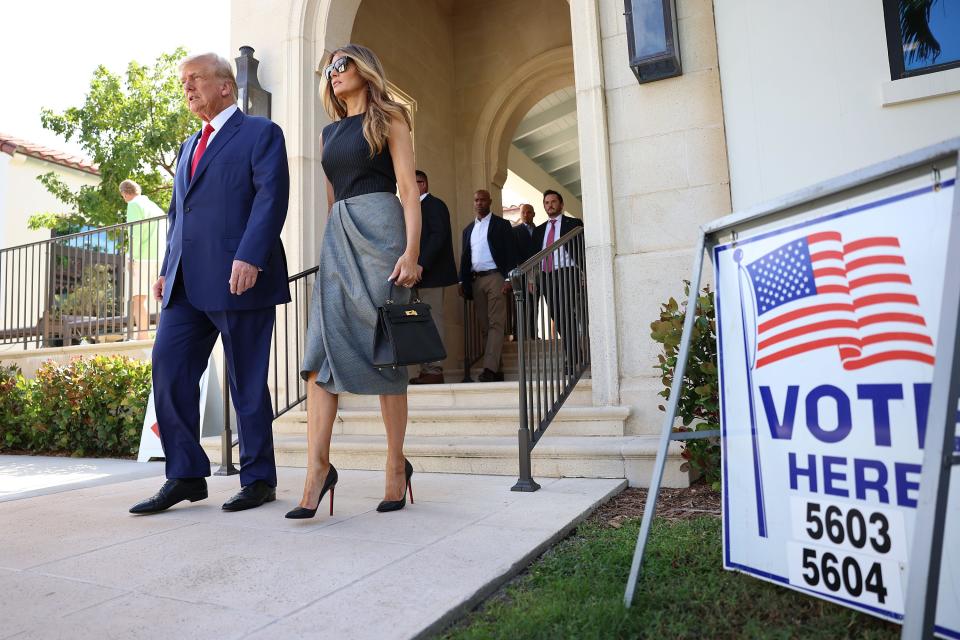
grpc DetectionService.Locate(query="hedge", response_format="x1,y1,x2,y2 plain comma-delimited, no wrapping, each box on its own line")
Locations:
0,356,151,458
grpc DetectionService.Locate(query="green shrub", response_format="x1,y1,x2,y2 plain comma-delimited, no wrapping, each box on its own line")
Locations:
650,281,721,489
0,364,29,448
1,355,150,458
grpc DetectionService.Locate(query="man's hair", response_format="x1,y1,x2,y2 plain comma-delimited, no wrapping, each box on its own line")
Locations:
543,189,563,204
119,179,142,196
415,170,427,181
179,52,239,100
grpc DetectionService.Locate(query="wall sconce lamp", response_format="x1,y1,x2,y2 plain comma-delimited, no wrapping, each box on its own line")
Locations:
623,0,682,84
236,46,272,118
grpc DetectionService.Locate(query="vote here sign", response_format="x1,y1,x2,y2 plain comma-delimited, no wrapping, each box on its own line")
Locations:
714,178,960,636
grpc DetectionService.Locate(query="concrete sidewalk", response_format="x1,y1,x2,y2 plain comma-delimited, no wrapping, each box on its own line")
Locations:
0,462,624,640
0,455,165,502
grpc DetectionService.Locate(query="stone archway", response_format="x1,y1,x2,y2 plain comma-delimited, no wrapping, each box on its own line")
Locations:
280,0,617,405
470,46,576,211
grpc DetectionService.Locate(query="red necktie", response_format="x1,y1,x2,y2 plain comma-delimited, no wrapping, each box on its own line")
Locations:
190,123,215,179
544,219,558,271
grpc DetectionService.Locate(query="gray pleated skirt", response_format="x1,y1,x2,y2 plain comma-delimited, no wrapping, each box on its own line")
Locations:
301,192,411,395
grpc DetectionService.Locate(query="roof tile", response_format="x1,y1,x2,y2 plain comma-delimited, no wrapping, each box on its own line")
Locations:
0,133,99,175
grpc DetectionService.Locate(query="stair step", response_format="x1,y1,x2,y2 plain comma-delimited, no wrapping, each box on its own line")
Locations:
275,403,627,437
337,379,594,409
200,433,689,488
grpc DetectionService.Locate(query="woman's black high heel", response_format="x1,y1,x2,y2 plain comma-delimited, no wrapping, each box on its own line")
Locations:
377,458,414,513
286,464,338,519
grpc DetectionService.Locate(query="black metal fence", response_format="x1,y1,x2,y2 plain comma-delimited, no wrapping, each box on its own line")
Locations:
0,216,167,349
3,214,588,487
509,226,590,491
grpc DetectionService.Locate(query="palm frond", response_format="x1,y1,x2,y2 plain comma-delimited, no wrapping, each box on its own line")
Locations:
900,0,942,64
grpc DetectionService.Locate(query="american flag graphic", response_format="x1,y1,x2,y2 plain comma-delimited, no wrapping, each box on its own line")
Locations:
744,231,935,370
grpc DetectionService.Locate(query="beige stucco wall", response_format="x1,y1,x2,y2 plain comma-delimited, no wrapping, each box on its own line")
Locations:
0,153,100,251
351,0,576,246
452,0,573,230
591,0,731,435
350,0,457,221
349,0,461,368
715,0,960,211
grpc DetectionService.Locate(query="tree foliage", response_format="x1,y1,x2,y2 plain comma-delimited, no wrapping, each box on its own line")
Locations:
34,48,194,230
900,0,942,66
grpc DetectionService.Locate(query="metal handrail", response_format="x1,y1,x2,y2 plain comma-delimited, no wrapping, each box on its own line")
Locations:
0,215,168,349
509,226,590,491
216,265,318,474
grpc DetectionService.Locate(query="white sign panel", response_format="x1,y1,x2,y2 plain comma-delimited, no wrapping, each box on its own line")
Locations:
137,357,223,461
715,178,960,637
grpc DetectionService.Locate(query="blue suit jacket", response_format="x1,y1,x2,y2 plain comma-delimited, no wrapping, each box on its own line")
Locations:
161,109,291,311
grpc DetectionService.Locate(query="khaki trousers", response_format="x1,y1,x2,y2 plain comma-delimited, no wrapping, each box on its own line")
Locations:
474,272,506,372
418,286,446,375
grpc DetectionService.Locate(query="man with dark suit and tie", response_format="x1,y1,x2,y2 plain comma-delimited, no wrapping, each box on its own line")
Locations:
532,190,585,374
410,170,458,385
130,52,290,515
512,204,538,337
513,204,537,262
459,189,519,382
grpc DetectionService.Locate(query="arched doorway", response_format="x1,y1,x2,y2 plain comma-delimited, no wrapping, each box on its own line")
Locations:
502,86,583,223
289,0,578,251
285,0,615,387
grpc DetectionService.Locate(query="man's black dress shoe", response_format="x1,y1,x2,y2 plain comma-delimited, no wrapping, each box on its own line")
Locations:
129,478,207,514
222,480,276,511
478,368,504,382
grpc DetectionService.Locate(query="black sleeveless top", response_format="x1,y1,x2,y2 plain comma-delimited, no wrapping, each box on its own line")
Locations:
321,114,396,201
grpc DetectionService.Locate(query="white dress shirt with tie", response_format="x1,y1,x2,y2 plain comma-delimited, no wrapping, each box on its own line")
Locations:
541,216,574,269
470,213,498,272
190,104,238,162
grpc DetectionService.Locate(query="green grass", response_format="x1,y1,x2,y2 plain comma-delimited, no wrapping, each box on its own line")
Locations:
441,517,900,640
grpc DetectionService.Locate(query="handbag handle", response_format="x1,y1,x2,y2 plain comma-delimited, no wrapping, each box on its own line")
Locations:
386,279,421,304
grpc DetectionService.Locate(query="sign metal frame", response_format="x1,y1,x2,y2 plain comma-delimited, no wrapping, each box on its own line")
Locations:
623,137,960,640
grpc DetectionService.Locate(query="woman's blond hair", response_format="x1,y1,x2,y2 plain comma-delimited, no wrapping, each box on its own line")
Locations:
320,44,411,157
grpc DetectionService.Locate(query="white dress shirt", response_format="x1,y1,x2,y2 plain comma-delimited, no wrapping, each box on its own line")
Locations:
470,213,498,272
191,104,238,163
541,216,575,269
419,192,428,202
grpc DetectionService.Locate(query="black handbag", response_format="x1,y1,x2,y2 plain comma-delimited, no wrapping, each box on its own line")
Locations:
373,284,447,369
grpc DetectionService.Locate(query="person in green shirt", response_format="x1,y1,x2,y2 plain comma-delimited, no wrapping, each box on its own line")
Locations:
119,180,164,339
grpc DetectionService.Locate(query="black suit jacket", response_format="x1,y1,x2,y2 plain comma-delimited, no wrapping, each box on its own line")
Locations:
532,215,585,267
459,213,519,300
417,194,458,288
513,222,537,263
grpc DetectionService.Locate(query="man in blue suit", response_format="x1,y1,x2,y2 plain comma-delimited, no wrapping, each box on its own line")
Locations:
130,53,290,514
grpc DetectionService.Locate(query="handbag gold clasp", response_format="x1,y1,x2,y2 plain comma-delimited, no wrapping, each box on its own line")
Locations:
404,310,418,316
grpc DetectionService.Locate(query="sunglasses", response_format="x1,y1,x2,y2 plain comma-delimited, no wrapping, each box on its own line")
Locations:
323,56,352,81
